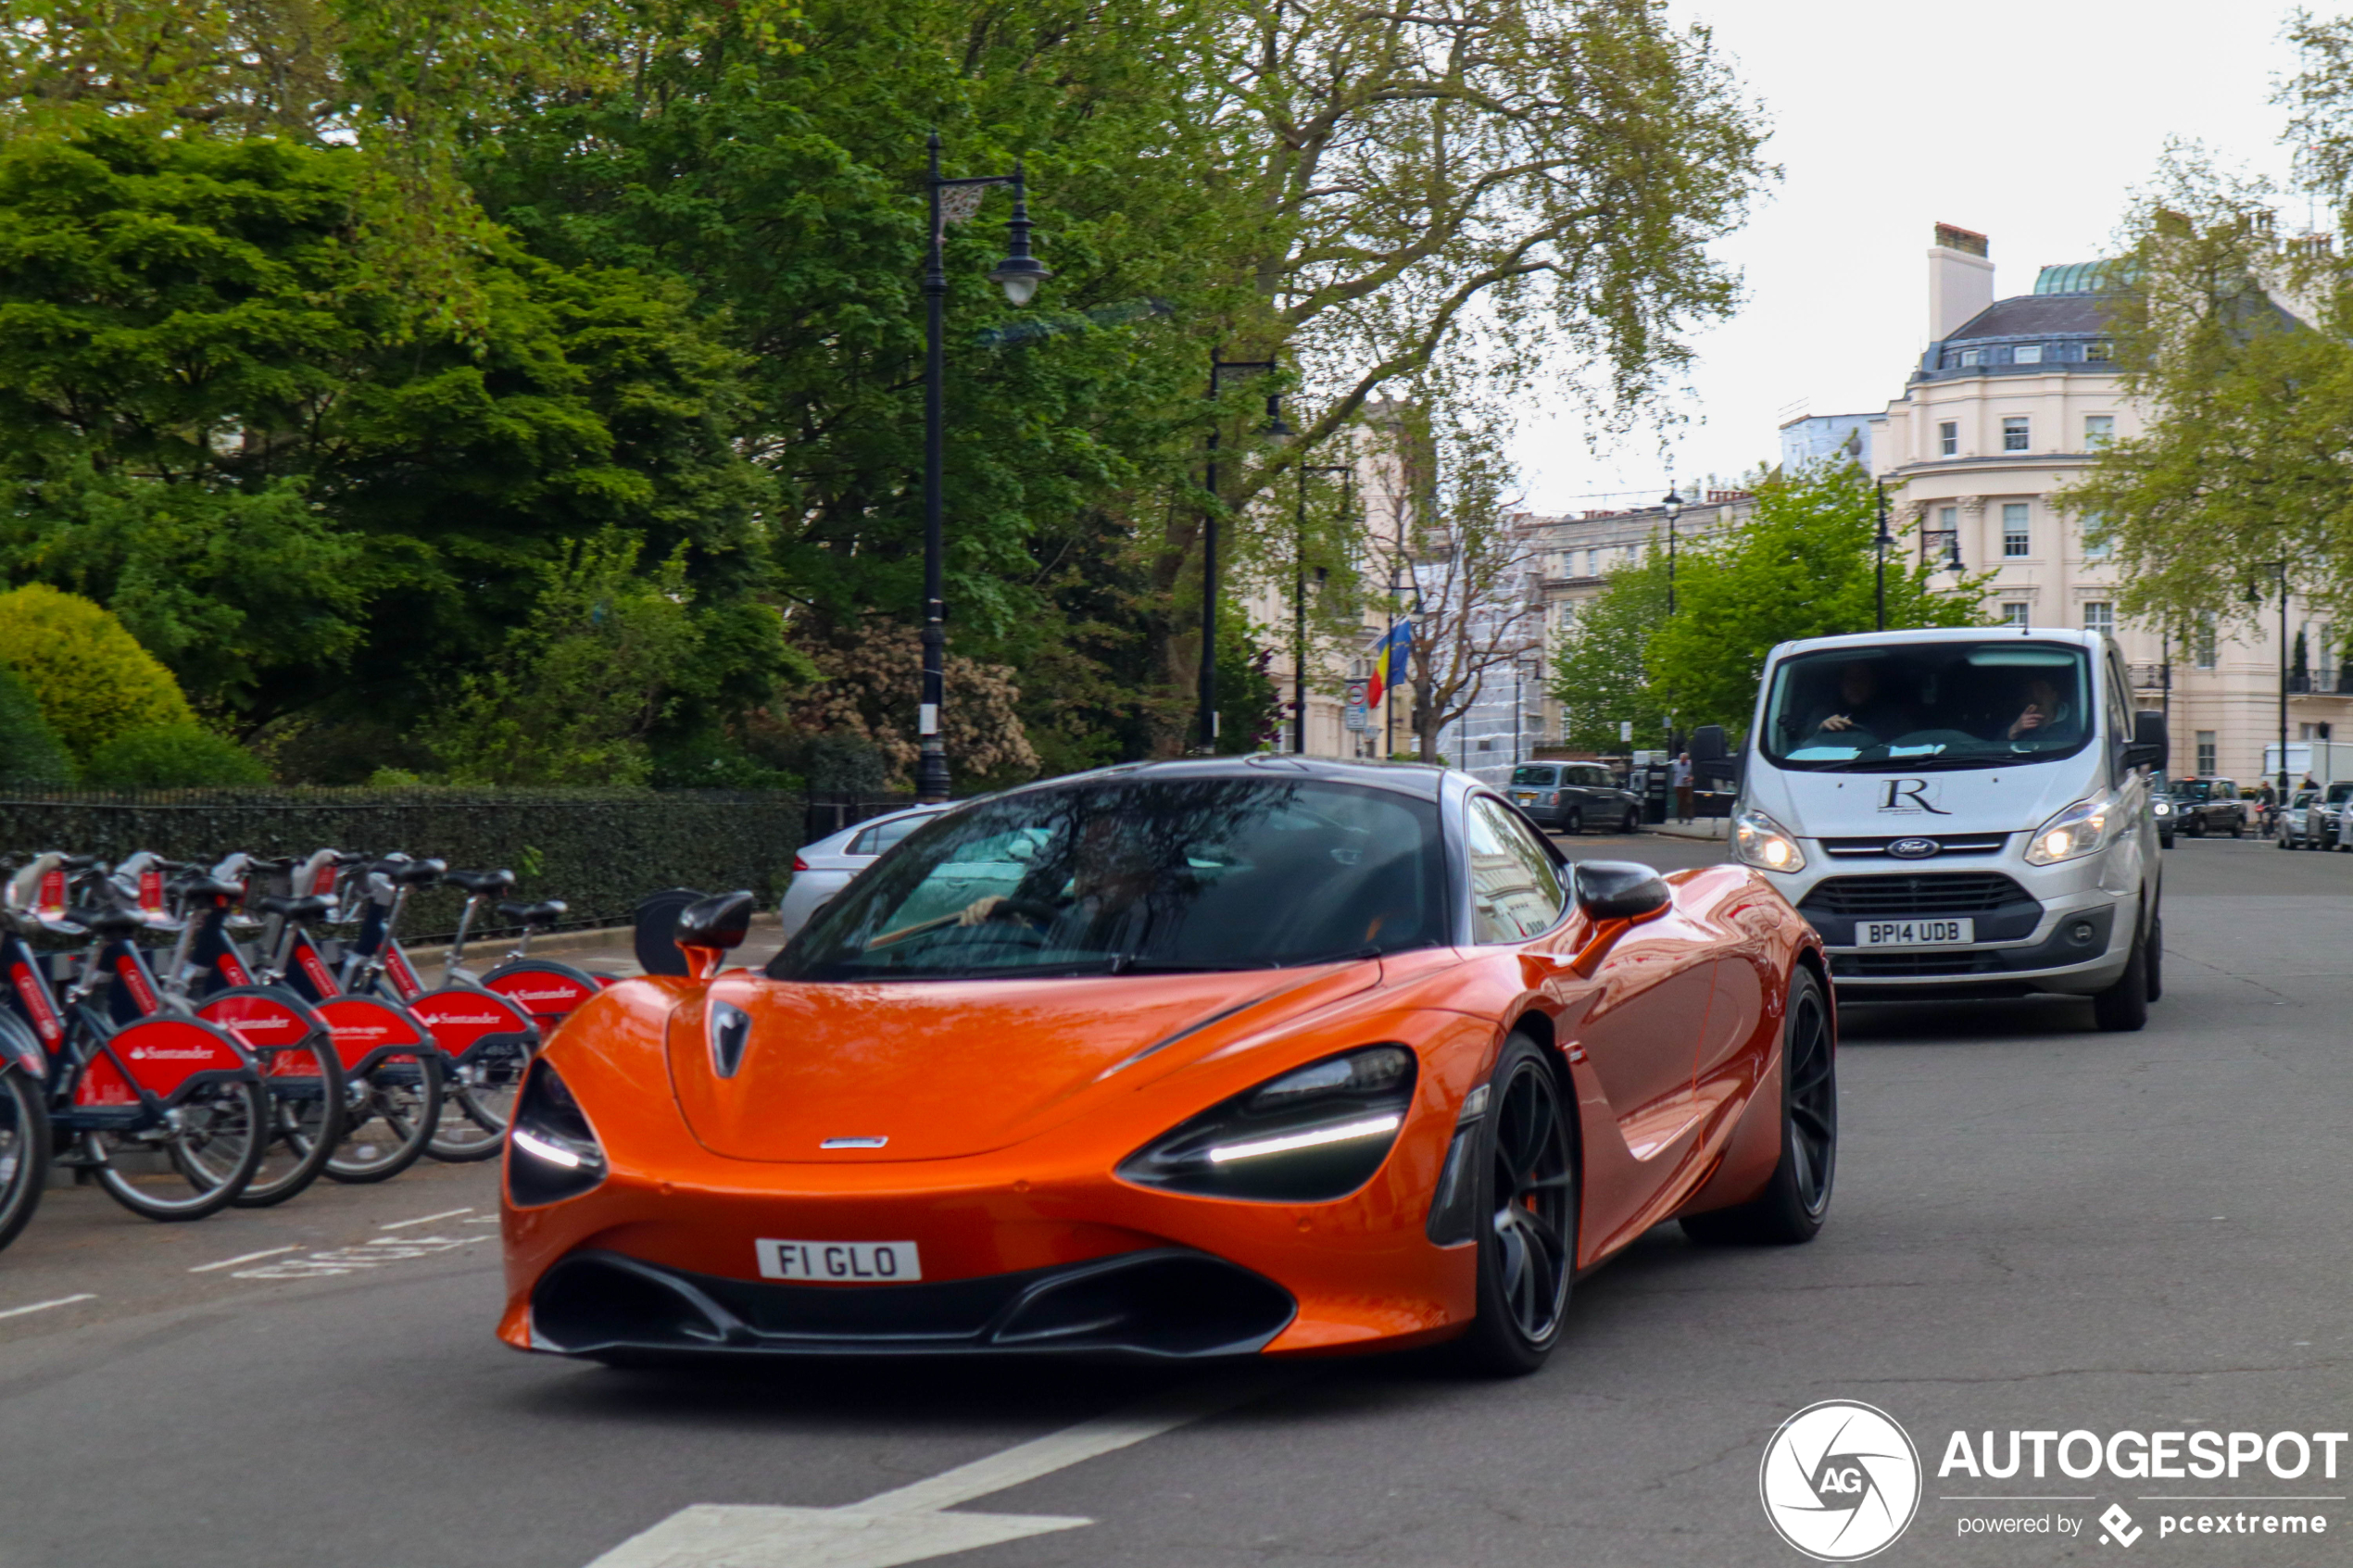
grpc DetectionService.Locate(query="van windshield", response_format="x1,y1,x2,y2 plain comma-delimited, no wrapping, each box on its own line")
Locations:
1761,643,2095,771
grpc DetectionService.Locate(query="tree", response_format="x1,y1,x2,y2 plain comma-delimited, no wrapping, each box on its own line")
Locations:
784,621,1039,791
1647,467,1986,735
0,663,71,784
0,583,195,760
1549,548,1670,753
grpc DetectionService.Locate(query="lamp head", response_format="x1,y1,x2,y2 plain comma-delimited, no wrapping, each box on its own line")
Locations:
988,256,1049,306
1661,488,1683,523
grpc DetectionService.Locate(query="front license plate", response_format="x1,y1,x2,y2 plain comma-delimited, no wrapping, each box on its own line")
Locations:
1856,918,1974,947
756,1238,922,1283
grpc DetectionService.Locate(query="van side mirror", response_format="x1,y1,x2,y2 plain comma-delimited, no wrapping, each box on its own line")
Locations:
1574,861,1670,922
2122,710,2168,773
674,890,757,980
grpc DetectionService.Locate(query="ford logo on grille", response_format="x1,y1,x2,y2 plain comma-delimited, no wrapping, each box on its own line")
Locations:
1887,837,1940,859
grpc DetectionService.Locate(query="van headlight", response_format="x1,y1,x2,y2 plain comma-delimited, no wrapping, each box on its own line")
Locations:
1731,806,1806,873
2024,792,2124,866
507,1061,608,1207
1117,1046,1416,1202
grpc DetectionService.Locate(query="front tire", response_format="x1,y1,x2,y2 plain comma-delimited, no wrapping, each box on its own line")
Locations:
1562,807,1583,836
1623,808,1642,834
1682,970,1835,1246
87,1078,270,1222
2093,912,2152,1032
0,1067,48,1253
2231,814,2245,838
1453,1035,1576,1377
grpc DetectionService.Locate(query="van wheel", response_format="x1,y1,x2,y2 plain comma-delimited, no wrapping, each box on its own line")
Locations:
2145,910,2163,1002
2230,815,2244,838
2093,914,2152,1032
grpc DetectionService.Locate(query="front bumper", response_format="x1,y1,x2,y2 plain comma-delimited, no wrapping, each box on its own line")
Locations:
528,1246,1295,1361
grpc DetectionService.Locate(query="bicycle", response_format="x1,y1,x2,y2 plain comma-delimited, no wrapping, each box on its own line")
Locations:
184,851,446,1185
1,852,269,1221
436,868,617,1032
103,853,349,1207
0,1011,47,1253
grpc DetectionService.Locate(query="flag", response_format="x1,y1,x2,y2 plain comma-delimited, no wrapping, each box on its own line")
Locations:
1364,620,1413,708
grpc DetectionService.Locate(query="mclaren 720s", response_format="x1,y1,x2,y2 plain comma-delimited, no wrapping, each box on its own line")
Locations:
498,759,1834,1374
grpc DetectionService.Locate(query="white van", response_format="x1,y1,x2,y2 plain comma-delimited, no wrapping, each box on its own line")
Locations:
1730,628,2166,1030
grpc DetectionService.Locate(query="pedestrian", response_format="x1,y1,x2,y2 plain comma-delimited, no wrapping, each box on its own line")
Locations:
1671,751,1692,823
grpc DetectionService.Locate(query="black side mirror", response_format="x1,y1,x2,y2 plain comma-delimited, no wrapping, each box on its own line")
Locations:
674,890,757,978
1690,724,1727,764
2122,709,2168,773
1574,861,1670,922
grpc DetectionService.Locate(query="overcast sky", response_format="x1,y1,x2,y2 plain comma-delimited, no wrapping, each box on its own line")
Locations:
1511,1,2316,514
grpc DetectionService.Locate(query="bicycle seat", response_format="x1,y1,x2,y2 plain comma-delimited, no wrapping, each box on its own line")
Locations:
254,894,333,921
172,875,246,900
447,869,517,896
497,899,568,928
377,859,447,885
68,905,145,938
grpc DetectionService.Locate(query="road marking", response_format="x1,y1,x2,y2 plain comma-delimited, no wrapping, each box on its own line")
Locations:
190,1246,298,1273
464,1215,500,1225
0,1293,95,1322
585,1374,1280,1568
233,1233,491,1279
382,1206,474,1229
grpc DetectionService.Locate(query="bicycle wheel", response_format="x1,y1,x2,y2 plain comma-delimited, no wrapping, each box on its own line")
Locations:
427,1041,528,1162
175,1036,346,1208
324,1050,444,1184
86,1076,270,1222
0,1066,49,1253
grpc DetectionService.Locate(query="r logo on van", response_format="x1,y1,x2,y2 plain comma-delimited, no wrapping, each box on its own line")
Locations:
1879,778,1950,815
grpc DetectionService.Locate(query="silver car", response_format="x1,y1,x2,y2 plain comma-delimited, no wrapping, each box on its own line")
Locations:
776,805,951,939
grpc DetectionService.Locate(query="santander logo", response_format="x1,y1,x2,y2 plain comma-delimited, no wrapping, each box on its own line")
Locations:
132,1046,222,1061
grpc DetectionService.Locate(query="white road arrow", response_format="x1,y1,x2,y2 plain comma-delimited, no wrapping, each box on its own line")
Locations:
584,1374,1280,1568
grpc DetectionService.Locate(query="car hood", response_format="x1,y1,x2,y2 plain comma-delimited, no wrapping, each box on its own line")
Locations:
663,962,1386,1162
1749,758,2099,838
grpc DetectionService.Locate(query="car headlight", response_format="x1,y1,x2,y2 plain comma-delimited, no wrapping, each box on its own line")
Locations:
2153,799,2171,816
2023,791,2125,866
507,1060,608,1207
1731,806,1806,873
1116,1045,1416,1202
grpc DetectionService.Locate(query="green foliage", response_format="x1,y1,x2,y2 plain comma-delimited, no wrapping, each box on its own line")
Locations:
82,723,271,787
0,663,72,784
0,583,194,759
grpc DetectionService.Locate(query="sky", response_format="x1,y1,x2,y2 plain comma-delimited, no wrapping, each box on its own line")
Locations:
1511,0,2317,514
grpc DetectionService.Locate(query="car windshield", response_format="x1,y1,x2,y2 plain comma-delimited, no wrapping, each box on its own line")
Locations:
1761,642,2095,771
1510,765,1558,786
2327,783,2353,804
2174,780,2216,801
771,776,1448,981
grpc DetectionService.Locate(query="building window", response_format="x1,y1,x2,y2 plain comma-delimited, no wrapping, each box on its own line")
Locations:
2002,502,2031,557
2087,340,2113,361
2196,731,2217,775
1938,420,1958,457
1583,548,1597,576
2195,617,2217,670
2084,414,2115,448
2013,344,2043,365
1957,347,1985,368
2002,416,2030,452
2001,602,2030,627
2080,510,2111,561
1938,505,1957,535
2083,602,2115,635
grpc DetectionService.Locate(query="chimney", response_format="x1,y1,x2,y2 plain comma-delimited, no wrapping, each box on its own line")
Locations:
1929,223,1994,341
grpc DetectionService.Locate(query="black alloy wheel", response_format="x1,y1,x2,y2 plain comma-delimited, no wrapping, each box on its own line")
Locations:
1563,807,1583,835
1683,970,1835,1246
2188,814,2207,837
1454,1035,1576,1376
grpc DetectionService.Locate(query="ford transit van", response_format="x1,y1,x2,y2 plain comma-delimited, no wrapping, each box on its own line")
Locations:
1731,628,2166,1029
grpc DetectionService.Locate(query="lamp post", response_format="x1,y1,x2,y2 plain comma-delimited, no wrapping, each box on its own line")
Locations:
1198,355,1284,753
2254,561,2290,797
1872,480,1893,632
916,132,1049,804
1661,487,1684,614
1294,463,1354,754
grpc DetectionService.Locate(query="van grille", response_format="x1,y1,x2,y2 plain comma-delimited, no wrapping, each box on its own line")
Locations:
1818,834,2010,859
1831,949,2006,978
1800,873,2029,917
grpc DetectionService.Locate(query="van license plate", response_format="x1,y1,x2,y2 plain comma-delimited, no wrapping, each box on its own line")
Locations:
1857,919,1973,947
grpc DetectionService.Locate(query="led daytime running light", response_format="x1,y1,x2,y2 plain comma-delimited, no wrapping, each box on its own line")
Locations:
1204,1114,1403,1165
512,1126,590,1170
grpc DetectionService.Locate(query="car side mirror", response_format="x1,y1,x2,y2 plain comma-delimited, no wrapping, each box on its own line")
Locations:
674,890,757,980
1574,861,1670,922
2122,709,2168,773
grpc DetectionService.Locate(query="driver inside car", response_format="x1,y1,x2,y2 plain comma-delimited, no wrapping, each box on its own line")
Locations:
953,817,1191,952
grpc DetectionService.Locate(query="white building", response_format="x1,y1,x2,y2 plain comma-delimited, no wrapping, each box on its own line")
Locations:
1869,223,2345,784
1779,411,1874,473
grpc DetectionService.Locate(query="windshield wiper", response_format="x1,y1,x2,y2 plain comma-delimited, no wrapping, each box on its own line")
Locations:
1266,944,1386,968
1805,754,2013,773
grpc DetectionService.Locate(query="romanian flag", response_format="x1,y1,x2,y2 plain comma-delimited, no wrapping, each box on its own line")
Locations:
1364,620,1413,708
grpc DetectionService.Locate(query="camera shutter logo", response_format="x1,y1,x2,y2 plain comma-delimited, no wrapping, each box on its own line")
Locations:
1758,1400,1921,1562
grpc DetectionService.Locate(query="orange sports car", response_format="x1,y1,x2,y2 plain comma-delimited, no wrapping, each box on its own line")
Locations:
498,759,1833,1374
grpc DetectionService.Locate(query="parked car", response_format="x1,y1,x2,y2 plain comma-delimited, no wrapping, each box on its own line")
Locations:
2166,777,2246,838
2314,780,2353,848
776,804,953,940
1505,761,1643,835
2277,788,2323,849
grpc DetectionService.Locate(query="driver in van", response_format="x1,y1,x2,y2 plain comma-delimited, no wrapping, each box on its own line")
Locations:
1803,661,1914,740
2002,675,2074,742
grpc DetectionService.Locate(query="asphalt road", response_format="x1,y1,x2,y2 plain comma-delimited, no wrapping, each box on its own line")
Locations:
3,833,2347,1568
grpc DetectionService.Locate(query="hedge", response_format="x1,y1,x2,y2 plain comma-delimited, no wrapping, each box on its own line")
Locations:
0,787,808,942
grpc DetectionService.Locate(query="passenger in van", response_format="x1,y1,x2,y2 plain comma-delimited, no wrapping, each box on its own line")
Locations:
2000,675,2075,743
1802,661,1914,741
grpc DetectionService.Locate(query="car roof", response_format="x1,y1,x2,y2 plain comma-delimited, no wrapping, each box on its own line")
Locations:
975,754,1455,804
806,802,951,856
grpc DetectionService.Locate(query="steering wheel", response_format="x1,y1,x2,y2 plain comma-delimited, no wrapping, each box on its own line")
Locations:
984,897,1062,928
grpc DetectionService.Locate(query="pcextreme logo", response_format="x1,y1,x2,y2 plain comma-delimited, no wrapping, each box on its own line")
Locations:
1760,1400,1923,1562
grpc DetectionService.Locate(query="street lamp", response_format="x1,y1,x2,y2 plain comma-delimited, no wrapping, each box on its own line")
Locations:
1873,480,1893,632
1198,355,1283,753
916,132,1049,804
2253,561,2290,797
1661,487,1684,614
1294,464,1354,754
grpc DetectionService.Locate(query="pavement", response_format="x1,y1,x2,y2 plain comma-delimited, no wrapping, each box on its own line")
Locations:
1,834,2347,1567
